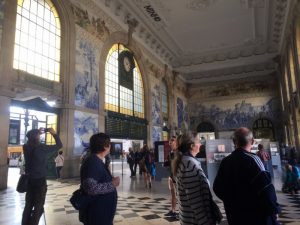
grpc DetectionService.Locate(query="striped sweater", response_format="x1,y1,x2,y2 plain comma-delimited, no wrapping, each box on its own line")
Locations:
175,154,216,225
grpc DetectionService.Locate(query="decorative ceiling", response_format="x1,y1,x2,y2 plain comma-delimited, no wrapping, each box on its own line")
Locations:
93,0,292,83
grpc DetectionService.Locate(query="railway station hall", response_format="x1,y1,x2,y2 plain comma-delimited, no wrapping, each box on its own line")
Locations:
1,0,300,225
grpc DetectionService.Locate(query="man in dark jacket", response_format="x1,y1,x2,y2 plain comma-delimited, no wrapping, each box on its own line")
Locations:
22,128,63,225
213,127,280,225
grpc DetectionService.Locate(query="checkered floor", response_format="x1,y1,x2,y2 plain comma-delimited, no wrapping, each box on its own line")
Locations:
1,168,300,225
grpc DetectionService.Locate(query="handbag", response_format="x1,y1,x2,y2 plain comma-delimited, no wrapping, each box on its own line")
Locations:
16,174,29,193
70,188,93,210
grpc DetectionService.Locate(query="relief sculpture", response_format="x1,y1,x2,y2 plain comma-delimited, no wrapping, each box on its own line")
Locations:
71,4,110,40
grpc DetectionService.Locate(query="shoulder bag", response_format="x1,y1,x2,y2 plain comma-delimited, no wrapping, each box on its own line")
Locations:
16,145,35,193
209,193,223,224
16,174,29,193
70,188,94,210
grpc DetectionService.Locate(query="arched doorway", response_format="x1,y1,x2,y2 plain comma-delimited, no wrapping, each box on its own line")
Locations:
252,118,275,140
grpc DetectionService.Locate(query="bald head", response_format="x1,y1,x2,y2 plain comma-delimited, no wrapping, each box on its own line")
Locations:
233,127,254,150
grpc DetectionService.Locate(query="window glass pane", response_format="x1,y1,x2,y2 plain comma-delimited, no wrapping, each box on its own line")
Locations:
289,49,297,92
13,0,61,81
284,65,290,102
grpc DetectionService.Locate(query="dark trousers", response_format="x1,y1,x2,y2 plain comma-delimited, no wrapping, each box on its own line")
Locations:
134,162,139,175
22,178,47,225
56,166,63,178
129,163,135,176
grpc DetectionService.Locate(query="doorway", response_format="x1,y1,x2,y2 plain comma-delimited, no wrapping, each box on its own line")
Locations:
7,97,59,188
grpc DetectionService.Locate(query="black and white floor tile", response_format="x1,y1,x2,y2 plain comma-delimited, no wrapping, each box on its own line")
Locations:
1,168,300,225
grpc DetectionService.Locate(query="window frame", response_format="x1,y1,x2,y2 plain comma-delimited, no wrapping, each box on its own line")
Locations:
104,43,145,119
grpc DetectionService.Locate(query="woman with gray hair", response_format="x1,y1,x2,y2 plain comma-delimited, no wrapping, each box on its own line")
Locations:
172,133,220,225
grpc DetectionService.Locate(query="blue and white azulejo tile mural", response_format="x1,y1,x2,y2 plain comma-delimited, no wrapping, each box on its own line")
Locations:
74,110,98,155
75,28,100,110
189,98,280,131
152,126,162,143
0,0,5,45
152,84,161,125
177,97,189,129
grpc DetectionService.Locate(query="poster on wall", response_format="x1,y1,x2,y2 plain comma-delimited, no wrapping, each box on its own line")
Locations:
74,111,99,155
158,145,164,163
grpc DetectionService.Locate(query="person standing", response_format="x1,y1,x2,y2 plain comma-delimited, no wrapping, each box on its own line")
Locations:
213,127,280,225
79,133,120,225
127,148,135,177
172,134,218,225
164,136,178,218
54,151,64,179
134,149,142,175
289,147,298,166
283,164,299,195
22,128,63,225
257,144,270,171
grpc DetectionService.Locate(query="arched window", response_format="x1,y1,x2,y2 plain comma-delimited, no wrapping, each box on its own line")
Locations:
105,44,144,118
288,48,297,92
13,0,61,81
284,65,290,102
253,118,274,140
296,20,300,70
279,83,284,110
161,80,168,120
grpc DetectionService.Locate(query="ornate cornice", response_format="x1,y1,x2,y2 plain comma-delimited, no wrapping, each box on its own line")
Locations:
89,0,290,83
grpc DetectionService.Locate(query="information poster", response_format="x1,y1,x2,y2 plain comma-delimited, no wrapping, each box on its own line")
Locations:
206,139,234,184
158,145,164,163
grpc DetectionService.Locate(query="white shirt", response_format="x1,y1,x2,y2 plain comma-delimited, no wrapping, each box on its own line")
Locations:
55,155,64,167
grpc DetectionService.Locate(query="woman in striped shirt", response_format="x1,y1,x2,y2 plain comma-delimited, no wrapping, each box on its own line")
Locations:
172,134,217,225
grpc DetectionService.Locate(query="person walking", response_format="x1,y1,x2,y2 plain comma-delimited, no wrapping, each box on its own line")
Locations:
213,127,280,225
164,136,178,218
79,133,120,225
127,148,135,177
134,149,142,175
54,150,64,179
289,147,298,166
140,145,153,188
172,134,219,225
22,128,63,225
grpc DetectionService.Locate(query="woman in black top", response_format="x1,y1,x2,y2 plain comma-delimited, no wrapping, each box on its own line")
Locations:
80,133,120,225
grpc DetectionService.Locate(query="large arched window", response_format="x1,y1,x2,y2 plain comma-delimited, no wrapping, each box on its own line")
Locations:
296,20,300,70
284,65,290,102
105,44,144,118
13,0,61,81
288,48,297,92
161,80,168,120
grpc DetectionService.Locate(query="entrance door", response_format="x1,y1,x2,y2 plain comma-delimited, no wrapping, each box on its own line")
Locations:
110,142,123,159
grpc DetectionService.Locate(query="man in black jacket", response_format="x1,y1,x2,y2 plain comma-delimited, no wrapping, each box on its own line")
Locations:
22,128,63,225
213,127,280,225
